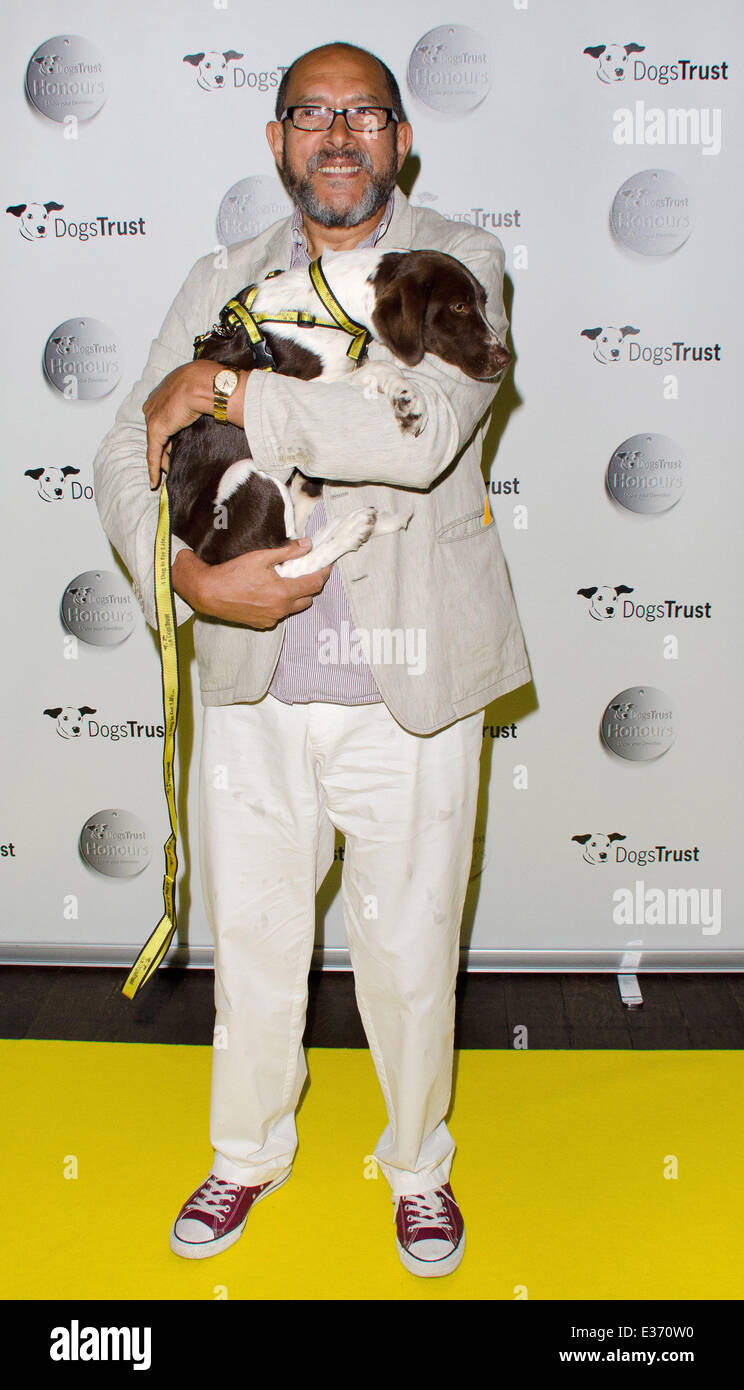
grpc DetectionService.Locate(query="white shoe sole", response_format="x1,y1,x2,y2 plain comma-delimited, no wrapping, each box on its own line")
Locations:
396,1229,465,1277
169,1169,291,1260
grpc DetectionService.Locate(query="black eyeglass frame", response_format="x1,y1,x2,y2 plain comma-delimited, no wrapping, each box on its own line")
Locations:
279,106,399,132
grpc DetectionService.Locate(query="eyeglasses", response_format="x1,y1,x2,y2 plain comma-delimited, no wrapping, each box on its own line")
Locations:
280,106,398,132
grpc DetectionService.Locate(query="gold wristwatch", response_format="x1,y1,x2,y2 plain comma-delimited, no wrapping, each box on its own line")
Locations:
212,368,240,422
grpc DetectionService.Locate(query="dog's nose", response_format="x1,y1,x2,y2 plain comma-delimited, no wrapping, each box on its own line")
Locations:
488,341,511,372
216,75,223,84
38,226,46,234
55,488,62,495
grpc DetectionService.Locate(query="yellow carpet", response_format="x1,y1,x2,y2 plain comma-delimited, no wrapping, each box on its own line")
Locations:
3,1040,741,1301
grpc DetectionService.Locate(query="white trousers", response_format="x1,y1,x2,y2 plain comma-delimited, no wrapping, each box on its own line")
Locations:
199,693,484,1199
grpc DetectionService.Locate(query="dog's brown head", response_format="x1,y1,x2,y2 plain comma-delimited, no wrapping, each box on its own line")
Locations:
369,249,511,381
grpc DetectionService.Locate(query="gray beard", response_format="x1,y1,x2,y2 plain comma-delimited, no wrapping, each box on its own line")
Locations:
279,136,397,227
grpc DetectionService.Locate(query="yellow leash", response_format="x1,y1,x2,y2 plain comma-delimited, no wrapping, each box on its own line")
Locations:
122,482,180,998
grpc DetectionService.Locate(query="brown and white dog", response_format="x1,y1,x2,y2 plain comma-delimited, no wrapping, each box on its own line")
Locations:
165,246,511,577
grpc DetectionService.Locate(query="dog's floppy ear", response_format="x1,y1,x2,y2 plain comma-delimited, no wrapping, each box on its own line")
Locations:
43,708,63,719
581,327,603,341
183,53,205,66
6,205,27,218
223,50,243,62
577,587,598,599
607,833,626,842
571,834,592,845
44,201,64,213
583,45,606,58
25,468,45,479
372,274,427,366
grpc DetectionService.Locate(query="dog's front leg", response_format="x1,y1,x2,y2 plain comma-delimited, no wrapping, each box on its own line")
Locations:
352,361,427,437
275,505,412,577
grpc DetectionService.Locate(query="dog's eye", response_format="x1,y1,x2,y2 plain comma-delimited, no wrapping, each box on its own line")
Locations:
451,302,469,314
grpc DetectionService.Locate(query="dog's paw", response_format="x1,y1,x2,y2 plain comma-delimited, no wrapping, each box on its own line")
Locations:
390,384,427,437
333,506,378,552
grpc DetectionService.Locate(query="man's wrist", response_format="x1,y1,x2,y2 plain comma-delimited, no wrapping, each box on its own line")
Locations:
172,547,208,610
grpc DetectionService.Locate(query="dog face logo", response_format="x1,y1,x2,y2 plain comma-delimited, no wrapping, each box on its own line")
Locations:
6,201,64,240
614,449,642,471
25,465,80,501
67,585,92,604
577,584,634,620
85,821,109,839
580,325,640,363
33,53,59,76
583,43,645,83
182,51,243,90
51,335,77,355
572,832,626,865
610,702,635,720
44,706,96,739
415,43,445,64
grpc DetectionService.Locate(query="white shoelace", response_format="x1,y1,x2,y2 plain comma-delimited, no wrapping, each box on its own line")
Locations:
401,1191,452,1232
187,1176,242,1217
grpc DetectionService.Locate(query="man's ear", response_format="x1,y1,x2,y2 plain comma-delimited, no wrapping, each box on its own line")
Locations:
371,275,427,366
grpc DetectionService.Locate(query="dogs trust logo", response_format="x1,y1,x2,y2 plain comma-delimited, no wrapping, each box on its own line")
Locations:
584,43,646,82
182,52,286,92
577,586,633,620
25,465,82,501
606,433,687,514
183,51,243,89
25,36,107,122
6,201,63,239
572,833,626,864
408,25,490,113
581,324,639,362
44,706,96,739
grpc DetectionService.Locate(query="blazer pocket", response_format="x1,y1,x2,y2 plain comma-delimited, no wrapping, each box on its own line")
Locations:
436,505,495,543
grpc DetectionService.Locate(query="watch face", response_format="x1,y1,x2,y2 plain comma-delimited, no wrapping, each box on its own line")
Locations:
214,368,238,394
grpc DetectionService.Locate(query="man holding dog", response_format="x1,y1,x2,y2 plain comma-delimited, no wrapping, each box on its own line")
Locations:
94,40,531,1277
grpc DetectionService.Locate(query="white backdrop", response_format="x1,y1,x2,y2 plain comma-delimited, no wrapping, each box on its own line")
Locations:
2,0,742,976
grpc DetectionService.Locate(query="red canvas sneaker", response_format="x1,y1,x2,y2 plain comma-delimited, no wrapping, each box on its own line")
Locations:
169,1170,290,1259
394,1182,465,1277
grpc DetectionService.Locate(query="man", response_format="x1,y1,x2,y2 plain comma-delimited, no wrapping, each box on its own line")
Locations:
93,41,531,1278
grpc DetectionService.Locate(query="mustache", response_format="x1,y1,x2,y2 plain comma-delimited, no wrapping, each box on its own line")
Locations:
304,147,374,173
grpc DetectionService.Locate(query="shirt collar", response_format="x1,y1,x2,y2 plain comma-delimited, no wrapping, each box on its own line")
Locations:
290,188,396,263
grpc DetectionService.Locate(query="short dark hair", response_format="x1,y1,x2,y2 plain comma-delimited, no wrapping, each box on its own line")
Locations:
275,42,407,123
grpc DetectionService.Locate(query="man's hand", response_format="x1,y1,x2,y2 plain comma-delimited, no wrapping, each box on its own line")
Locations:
171,540,332,629
143,360,249,488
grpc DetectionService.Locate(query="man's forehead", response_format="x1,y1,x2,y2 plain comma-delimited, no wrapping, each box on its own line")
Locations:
287,52,388,104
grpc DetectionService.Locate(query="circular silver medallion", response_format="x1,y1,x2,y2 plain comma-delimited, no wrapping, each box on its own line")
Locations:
611,169,694,256
408,26,491,114
601,686,677,762
44,318,120,400
606,434,686,514
217,176,293,247
60,570,137,646
26,35,107,123
79,808,151,877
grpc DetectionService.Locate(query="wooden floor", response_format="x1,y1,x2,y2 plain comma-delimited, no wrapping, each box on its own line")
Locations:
1,966,743,1047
